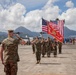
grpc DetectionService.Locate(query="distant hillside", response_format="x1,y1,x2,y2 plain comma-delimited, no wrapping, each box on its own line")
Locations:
15,26,40,37
0,32,7,35
0,26,76,42
0,32,7,42
64,27,76,38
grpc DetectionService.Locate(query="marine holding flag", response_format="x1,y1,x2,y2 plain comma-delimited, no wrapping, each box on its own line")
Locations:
42,18,65,55
49,19,64,54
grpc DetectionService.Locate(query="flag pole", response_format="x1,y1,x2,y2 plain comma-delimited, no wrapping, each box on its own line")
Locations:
63,19,65,43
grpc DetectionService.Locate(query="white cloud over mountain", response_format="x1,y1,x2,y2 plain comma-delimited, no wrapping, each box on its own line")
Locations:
0,0,76,32
59,7,76,30
0,3,26,31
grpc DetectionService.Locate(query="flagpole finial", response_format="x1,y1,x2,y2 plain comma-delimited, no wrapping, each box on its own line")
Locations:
56,18,59,21
63,19,65,23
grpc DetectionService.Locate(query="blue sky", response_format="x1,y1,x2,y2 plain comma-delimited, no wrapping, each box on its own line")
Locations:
0,0,76,32
55,0,76,12
5,0,76,12
0,0,75,12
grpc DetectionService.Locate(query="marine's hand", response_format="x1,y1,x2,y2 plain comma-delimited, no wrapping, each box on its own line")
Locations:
14,34,21,39
14,34,26,45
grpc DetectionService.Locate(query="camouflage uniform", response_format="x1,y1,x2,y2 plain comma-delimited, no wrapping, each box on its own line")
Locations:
2,37,20,75
32,42,35,54
46,38,52,57
52,39,57,57
58,42,62,54
44,40,48,54
73,38,75,45
41,40,46,57
35,39,41,64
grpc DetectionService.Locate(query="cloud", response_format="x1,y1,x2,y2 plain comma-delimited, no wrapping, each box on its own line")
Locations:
24,9,42,31
0,3,26,30
65,0,74,8
59,8,76,25
22,0,60,31
0,0,76,32
0,0,60,32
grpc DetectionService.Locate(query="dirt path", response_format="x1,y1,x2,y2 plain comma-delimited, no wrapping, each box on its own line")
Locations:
0,44,76,75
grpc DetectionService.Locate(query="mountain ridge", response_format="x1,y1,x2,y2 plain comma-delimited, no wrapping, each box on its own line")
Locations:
0,26,76,42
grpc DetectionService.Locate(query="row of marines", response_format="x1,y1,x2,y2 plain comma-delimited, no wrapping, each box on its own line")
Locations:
0,30,62,75
32,37,62,64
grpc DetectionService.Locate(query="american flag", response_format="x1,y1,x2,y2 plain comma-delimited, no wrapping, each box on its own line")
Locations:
42,18,48,33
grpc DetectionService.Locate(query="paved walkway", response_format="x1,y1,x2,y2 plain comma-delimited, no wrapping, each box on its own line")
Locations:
0,44,76,75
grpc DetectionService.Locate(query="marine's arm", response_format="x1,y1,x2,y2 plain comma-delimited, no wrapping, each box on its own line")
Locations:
0,44,4,64
14,34,26,45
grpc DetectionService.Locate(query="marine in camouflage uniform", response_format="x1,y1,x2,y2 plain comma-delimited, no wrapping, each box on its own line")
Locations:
0,30,25,75
44,39,47,54
32,38,36,54
46,37,52,57
41,38,46,57
72,38,75,45
34,37,41,64
58,41,62,54
52,39,57,57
